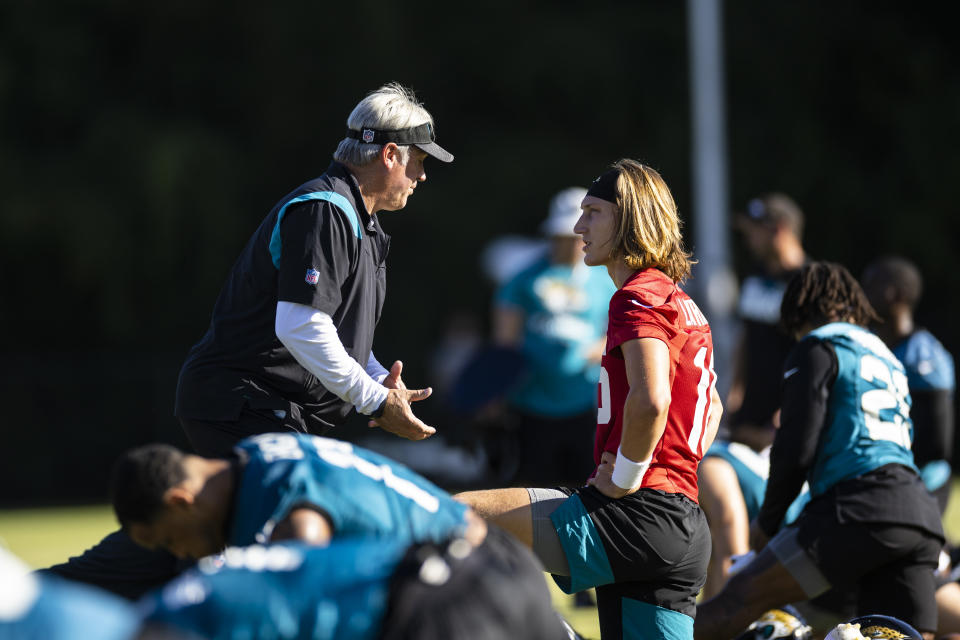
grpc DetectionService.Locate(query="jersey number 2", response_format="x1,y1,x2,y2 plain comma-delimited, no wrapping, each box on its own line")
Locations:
860,354,911,448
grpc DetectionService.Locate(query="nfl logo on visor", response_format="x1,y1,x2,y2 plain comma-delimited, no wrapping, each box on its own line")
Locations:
362,129,375,143
305,268,320,285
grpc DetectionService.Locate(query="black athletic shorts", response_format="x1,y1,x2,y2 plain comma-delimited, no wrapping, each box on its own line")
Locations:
793,508,942,632
549,486,711,639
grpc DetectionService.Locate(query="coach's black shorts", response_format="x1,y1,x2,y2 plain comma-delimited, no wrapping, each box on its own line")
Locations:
379,525,569,640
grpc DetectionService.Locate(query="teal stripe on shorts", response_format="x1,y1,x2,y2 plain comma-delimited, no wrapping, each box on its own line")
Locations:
548,493,615,594
622,598,693,640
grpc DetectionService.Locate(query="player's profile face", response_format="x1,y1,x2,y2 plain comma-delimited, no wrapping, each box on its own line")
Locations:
574,196,618,268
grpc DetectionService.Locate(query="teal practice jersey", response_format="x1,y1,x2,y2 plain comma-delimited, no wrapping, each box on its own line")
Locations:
893,328,956,393
0,549,139,640
893,328,956,493
495,257,616,417
806,322,918,496
229,433,470,546
139,541,405,640
703,440,808,526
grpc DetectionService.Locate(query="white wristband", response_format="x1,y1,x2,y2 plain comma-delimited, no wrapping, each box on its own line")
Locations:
611,448,650,491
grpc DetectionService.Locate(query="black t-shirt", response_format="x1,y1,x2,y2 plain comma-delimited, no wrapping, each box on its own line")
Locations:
175,162,390,434
757,338,943,541
732,269,799,427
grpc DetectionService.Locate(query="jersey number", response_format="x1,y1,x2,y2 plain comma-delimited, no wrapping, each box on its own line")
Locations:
860,354,911,448
249,434,440,513
597,346,714,454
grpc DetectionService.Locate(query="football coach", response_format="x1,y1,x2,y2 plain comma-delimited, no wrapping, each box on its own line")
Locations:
175,82,454,458
44,83,455,600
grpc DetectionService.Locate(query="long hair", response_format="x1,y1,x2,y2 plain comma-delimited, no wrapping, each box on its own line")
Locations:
607,159,693,283
780,261,880,335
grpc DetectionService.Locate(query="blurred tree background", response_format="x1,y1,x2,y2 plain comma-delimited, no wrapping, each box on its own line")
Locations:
1,1,957,504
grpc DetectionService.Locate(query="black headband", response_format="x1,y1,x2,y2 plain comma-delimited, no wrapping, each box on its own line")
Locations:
346,122,435,146
586,168,619,203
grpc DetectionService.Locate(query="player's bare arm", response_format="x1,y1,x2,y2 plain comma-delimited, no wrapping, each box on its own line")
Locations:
589,337,671,499
702,386,723,452
270,508,333,546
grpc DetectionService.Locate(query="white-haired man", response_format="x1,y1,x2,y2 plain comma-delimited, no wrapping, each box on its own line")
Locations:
175,82,454,457
44,83,455,600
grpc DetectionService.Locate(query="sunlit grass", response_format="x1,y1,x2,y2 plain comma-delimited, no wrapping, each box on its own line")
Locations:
6,481,958,640
0,502,603,638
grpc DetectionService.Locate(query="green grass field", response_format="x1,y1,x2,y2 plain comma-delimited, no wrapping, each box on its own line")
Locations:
0,503,604,638
4,483,960,640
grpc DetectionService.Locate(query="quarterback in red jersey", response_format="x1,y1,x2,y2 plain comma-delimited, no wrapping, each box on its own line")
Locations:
457,159,721,640
594,266,716,503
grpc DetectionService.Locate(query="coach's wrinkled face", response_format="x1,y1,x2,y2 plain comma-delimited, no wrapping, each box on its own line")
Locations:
574,195,619,268
128,501,223,560
383,146,427,211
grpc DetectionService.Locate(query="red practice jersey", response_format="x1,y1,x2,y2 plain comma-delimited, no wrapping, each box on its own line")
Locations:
594,268,716,502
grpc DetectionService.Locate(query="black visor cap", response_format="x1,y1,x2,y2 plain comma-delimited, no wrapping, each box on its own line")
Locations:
346,122,454,163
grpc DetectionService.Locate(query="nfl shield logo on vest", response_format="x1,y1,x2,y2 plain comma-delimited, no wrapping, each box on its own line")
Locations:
305,268,320,285
362,129,375,143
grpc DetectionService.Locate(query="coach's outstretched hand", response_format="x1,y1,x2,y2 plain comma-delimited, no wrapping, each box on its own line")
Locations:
368,361,436,440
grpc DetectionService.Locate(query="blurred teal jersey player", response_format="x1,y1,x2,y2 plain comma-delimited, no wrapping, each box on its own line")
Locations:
492,187,617,486
862,255,956,512
139,541,404,640
894,329,956,496
139,535,574,640
698,437,809,599
0,548,139,640
703,441,809,523
495,249,615,418
111,433,479,563
228,433,469,547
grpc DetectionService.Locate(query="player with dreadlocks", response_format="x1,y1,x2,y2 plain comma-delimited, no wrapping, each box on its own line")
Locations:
695,261,944,640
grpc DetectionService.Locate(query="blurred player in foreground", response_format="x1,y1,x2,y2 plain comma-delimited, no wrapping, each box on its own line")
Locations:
112,432,485,559
138,535,575,640
0,547,139,640
694,262,944,640
457,159,722,639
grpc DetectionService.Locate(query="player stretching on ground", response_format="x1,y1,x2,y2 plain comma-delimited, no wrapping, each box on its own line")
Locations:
138,536,575,640
694,262,944,640
111,432,485,558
